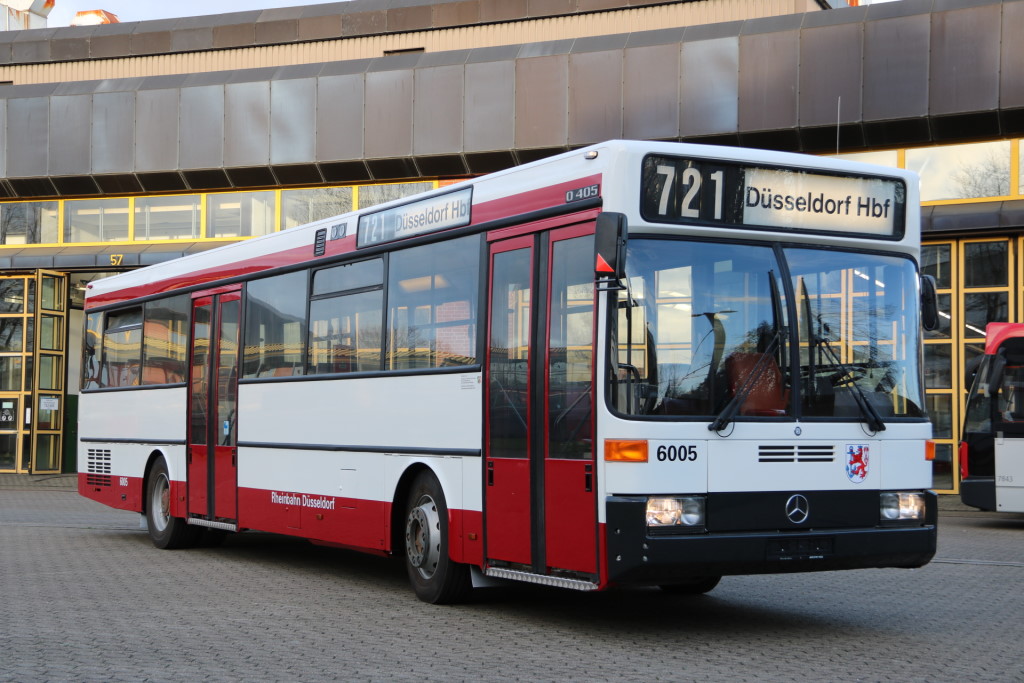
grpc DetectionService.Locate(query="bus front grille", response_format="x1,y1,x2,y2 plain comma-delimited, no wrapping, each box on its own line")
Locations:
758,445,835,463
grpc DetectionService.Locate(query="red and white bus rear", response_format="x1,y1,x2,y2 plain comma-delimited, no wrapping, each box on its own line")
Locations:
79,140,938,603
961,322,1024,512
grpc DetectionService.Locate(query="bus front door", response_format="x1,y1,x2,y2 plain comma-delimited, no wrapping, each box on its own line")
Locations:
485,223,598,581
187,289,242,527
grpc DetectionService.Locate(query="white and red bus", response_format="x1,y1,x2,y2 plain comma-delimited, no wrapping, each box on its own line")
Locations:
79,140,938,603
961,323,1024,512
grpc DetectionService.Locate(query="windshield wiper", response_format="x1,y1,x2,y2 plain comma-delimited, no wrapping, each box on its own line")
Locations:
814,335,886,433
708,331,782,433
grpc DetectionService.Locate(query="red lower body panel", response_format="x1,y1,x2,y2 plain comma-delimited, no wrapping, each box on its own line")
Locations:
78,473,143,512
80,475,485,568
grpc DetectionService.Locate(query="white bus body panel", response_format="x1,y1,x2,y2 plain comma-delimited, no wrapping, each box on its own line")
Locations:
79,387,185,444
237,372,483,512
995,437,1024,512
239,373,482,451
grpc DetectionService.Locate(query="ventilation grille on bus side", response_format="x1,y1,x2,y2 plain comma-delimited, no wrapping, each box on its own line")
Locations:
86,449,112,487
758,445,835,463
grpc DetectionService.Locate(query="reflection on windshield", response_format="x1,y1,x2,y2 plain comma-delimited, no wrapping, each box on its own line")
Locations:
613,240,788,418
787,248,924,421
611,239,925,421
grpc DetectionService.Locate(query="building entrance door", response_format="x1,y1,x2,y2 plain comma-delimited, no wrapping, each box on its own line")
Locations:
0,271,68,474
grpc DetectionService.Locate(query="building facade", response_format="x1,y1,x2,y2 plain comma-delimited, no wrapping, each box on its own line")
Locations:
0,0,1021,497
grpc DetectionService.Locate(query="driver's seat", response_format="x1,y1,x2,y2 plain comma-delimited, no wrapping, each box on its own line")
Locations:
725,352,788,416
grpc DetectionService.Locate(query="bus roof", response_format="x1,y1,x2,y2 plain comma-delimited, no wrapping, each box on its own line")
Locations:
84,139,919,309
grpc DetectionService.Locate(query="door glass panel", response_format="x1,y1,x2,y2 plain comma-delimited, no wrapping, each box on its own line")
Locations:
190,305,211,446
40,275,61,311
38,355,61,391
0,319,23,352
924,344,951,390
932,442,954,491
926,293,952,340
0,357,21,390
36,396,60,430
548,236,594,460
39,315,61,351
0,433,17,470
921,244,951,289
964,292,1008,337
0,279,25,313
34,434,59,471
963,241,1008,288
926,394,952,439
489,248,532,459
216,300,240,447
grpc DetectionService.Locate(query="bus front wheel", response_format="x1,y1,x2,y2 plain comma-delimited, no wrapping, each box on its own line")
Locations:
145,458,201,550
403,471,471,604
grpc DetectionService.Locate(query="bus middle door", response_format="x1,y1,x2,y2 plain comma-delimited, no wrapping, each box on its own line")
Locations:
188,288,242,527
485,222,598,581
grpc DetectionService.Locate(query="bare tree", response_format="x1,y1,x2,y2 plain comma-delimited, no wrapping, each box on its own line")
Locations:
951,150,1011,199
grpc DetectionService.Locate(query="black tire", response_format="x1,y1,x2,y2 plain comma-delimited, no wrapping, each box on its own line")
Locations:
145,458,202,549
403,470,472,604
658,576,722,595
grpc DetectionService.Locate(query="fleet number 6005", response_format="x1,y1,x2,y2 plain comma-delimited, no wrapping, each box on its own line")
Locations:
656,444,698,462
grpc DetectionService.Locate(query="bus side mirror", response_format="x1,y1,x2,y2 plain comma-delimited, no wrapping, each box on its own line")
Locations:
920,274,939,332
595,212,627,282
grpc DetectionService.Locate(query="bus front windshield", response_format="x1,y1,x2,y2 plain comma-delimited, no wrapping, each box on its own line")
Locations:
612,239,925,422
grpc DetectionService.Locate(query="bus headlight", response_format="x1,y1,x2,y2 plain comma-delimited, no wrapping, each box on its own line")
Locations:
880,492,926,523
646,496,706,533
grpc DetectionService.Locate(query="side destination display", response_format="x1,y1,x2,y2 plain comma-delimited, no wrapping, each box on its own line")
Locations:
641,155,906,239
358,187,473,248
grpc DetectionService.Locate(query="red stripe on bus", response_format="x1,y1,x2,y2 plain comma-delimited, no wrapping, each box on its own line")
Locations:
85,175,602,308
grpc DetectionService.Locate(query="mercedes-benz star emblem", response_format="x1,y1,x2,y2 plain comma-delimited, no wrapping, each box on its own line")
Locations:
785,494,810,524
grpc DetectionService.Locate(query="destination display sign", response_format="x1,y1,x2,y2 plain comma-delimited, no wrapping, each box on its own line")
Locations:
357,187,473,248
640,155,906,239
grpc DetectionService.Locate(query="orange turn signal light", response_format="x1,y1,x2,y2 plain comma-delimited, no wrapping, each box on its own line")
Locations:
604,439,649,462
924,440,936,461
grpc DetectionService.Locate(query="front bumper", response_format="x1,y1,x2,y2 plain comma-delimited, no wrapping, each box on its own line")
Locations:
605,493,937,585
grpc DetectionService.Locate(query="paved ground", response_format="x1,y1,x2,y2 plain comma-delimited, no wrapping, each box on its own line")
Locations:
1,474,1021,682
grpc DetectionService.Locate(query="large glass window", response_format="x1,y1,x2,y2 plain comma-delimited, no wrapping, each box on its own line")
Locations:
921,244,951,289
788,249,925,419
387,236,479,370
208,191,276,238
308,259,383,374
135,195,201,240
243,271,308,377
906,141,1012,201
64,199,130,242
613,239,789,418
101,308,142,387
612,240,925,422
963,241,1008,288
0,202,58,244
142,295,189,384
358,183,433,210
282,188,353,230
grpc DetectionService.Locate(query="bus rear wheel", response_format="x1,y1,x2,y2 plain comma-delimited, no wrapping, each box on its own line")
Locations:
658,576,721,595
145,458,202,550
403,471,471,604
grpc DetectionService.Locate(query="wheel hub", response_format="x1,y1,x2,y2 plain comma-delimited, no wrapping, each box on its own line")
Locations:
405,496,441,578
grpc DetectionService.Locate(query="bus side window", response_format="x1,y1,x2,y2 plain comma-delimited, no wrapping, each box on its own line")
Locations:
102,308,143,388
999,365,1024,422
243,271,309,378
82,311,103,390
307,259,384,375
386,236,479,370
142,294,189,385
